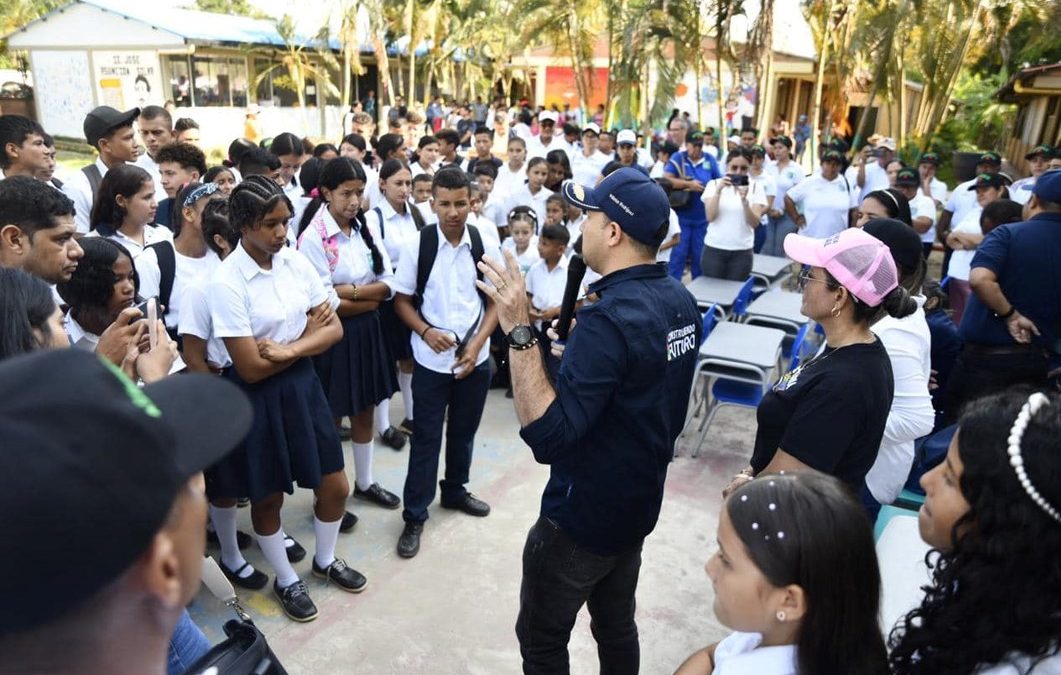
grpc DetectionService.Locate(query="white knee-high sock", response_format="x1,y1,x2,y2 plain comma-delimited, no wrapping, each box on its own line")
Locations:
374,401,390,434
209,505,252,576
352,441,374,491
399,372,414,419
256,527,299,588
313,516,342,569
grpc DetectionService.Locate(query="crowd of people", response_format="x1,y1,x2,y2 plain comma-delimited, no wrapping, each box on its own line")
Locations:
0,95,1058,675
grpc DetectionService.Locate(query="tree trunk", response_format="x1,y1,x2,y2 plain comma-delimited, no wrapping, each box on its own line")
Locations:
566,6,590,122
809,0,835,171
406,0,416,101
897,49,906,152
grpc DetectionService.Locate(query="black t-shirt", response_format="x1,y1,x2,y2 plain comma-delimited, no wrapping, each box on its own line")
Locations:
751,339,893,492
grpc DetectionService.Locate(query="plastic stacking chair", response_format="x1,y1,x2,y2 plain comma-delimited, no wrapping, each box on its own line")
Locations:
676,306,722,450
729,277,757,321
700,304,720,345
785,323,811,368
894,489,927,511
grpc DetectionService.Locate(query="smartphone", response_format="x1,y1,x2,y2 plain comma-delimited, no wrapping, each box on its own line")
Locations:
727,174,749,187
133,297,159,348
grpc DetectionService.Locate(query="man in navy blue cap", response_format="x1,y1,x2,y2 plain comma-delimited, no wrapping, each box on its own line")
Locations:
947,169,1061,419
476,168,701,673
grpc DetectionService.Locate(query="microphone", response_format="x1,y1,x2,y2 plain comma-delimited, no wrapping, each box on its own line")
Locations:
555,253,586,341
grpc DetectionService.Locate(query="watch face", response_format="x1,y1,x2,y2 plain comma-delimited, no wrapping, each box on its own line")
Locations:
510,325,533,345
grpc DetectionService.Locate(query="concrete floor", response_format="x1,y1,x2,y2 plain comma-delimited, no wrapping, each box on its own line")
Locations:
189,394,756,674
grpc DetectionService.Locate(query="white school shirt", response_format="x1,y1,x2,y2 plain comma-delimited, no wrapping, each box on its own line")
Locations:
482,191,508,229
785,173,857,239
946,206,983,281
468,213,502,250
410,162,435,178
656,210,681,263
571,149,611,186
66,311,186,373
137,245,221,330
865,300,935,504
649,160,666,179
1010,175,1037,206
765,160,805,211
910,192,938,244
923,176,948,205
209,243,330,344
845,161,890,201
297,207,394,309
711,632,797,675
494,163,527,202
526,256,574,330
85,224,173,261
179,276,232,369
526,136,572,160
288,195,313,247
944,178,979,226
501,235,542,276
365,199,420,267
389,225,501,374
63,158,110,234
750,171,777,225
702,178,768,251
506,184,553,232
134,153,166,202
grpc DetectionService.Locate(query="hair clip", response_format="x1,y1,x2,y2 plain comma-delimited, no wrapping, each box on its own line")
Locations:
1007,393,1061,524
310,187,320,198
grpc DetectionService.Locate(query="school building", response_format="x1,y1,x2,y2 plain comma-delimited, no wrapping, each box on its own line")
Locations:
997,61,1061,174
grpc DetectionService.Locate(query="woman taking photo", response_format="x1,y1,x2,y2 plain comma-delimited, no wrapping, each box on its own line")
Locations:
365,158,423,444
783,149,856,240
700,148,768,280
945,172,1010,324
208,175,362,623
298,157,402,510
890,390,1061,674
725,228,917,497
762,135,804,257
89,164,171,259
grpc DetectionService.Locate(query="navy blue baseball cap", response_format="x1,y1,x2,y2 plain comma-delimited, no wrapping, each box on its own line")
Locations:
1032,169,1061,202
562,167,671,245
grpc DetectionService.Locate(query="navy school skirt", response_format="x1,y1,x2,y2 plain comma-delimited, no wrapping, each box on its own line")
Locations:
313,310,399,417
378,297,413,362
206,357,344,502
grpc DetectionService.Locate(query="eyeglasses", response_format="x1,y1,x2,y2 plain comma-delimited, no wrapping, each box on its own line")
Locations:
798,269,829,291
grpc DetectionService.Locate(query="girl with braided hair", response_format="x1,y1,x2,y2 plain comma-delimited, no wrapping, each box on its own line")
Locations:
297,157,403,511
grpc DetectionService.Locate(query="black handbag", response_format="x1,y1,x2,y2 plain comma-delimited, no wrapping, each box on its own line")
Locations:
667,157,693,209
183,558,288,675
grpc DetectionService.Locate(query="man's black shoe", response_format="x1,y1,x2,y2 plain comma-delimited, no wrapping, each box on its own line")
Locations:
273,579,318,622
312,557,367,593
284,534,306,563
353,483,401,509
441,492,491,517
219,560,269,591
340,510,358,533
398,417,414,436
207,527,252,550
379,425,407,450
397,522,423,558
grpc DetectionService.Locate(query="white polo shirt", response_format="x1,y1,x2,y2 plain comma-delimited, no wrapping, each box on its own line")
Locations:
945,178,979,225
845,161,890,201
209,243,330,343
702,178,768,251
85,224,173,261
786,173,857,239
765,159,805,211
179,276,232,369
493,163,527,203
910,192,938,244
389,225,500,374
712,632,797,675
525,256,574,330
571,149,611,187
297,206,394,308
365,199,420,268
656,210,681,263
526,136,573,161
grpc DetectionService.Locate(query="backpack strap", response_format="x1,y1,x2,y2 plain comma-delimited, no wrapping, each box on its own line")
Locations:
373,206,385,240
81,164,103,201
415,225,439,308
147,241,176,317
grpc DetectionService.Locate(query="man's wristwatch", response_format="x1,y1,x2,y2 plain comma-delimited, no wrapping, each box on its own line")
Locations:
996,306,1017,320
506,325,538,351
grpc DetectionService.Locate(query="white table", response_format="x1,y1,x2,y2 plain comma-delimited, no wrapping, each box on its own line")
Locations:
751,254,794,290
686,277,748,317
744,290,808,333
876,513,932,636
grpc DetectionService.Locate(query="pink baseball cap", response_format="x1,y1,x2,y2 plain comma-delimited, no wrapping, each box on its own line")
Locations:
783,229,898,307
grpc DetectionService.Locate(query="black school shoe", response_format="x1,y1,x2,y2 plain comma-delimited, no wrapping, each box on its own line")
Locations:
341,510,358,533
398,418,414,436
353,483,401,509
284,535,306,563
219,560,269,591
379,426,407,450
312,557,367,593
441,492,491,517
397,522,423,558
206,526,253,551
273,579,318,622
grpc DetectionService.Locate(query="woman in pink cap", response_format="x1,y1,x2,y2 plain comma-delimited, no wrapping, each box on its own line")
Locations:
724,228,917,499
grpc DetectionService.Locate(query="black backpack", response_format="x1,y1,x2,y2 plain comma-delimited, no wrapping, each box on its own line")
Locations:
414,224,487,352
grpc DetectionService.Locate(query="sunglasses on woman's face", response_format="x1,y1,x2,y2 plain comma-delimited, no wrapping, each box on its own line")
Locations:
798,268,829,291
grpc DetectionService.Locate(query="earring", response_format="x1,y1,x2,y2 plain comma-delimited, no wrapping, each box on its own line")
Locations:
776,611,786,622
830,306,840,318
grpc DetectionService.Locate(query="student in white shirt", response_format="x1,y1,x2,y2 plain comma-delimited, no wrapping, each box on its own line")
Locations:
471,163,505,230
784,149,856,239
674,472,887,675
297,156,405,511
506,157,553,228
56,237,142,352
889,391,1061,675
701,149,768,281
208,175,360,623
137,182,222,340
944,173,1009,324
762,135,804,257
524,223,573,381
365,159,425,442
410,135,440,178
133,105,173,199
0,114,52,181
203,165,237,196
87,164,172,259
268,132,307,203
467,180,502,250
389,167,500,559
494,137,528,202
894,167,939,258
501,207,542,276
63,106,141,234
748,144,777,252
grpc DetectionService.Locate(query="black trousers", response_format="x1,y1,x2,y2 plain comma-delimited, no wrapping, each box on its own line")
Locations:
516,517,642,675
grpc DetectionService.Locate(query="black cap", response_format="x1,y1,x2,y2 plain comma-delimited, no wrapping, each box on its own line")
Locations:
977,151,1002,166
0,349,252,633
968,172,1011,190
864,217,923,274
770,135,793,148
688,131,705,145
749,144,767,157
1025,144,1055,160
918,152,940,166
83,106,140,148
822,149,845,163
895,167,920,187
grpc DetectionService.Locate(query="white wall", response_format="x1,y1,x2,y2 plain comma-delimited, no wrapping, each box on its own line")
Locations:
175,105,348,153
31,50,94,138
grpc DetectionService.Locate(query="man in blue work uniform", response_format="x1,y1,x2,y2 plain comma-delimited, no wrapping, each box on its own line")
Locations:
476,168,701,674
947,169,1061,420
663,130,721,280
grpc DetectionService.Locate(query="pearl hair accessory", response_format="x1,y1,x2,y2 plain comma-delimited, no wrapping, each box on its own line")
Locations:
1007,393,1061,524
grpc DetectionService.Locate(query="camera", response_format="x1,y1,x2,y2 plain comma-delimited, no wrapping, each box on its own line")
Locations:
727,174,749,187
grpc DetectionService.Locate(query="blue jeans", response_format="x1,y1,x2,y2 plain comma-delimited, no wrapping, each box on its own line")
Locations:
516,517,642,674
667,223,706,280
402,361,491,523
761,214,797,257
167,609,211,675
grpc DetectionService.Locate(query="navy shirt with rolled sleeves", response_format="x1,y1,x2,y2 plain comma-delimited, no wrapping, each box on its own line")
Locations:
519,264,701,556
959,213,1061,362
663,150,721,228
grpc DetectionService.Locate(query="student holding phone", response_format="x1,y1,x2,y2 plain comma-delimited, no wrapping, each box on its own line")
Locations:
700,148,768,281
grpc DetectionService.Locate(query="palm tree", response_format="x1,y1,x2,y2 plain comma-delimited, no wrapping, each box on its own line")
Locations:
516,0,602,120
255,15,340,111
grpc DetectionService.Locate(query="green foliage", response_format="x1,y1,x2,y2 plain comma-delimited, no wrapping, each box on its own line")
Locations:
0,0,64,69
969,4,1061,77
194,0,268,18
